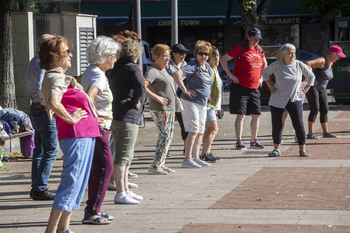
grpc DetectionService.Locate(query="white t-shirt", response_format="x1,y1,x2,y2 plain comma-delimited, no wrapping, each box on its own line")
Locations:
82,65,113,129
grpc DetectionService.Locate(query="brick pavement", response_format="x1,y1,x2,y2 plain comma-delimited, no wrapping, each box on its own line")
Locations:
1,106,350,233
179,108,350,233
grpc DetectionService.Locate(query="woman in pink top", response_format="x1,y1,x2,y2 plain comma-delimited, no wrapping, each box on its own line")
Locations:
40,36,100,233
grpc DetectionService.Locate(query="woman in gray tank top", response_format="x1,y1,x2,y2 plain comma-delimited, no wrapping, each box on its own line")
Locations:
305,45,346,139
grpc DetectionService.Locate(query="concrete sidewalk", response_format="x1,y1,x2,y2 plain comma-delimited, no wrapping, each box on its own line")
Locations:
1,104,350,233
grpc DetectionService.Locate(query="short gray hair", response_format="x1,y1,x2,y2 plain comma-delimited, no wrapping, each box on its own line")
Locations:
120,39,143,61
277,43,296,61
87,35,121,65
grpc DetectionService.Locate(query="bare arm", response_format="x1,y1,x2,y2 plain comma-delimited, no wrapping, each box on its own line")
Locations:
48,94,87,124
173,69,196,98
306,57,325,69
86,86,99,101
259,57,268,87
220,54,239,84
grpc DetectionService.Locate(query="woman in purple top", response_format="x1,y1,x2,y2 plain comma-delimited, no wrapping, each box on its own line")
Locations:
40,36,100,233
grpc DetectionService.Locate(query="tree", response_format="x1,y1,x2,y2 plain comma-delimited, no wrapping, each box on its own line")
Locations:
237,0,273,33
223,0,273,51
0,0,17,108
301,0,350,55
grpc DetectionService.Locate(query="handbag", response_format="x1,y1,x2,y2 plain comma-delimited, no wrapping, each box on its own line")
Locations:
175,96,184,112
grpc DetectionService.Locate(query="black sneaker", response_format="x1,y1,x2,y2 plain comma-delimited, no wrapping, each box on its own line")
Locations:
30,188,34,199
236,140,247,150
200,153,220,163
32,189,55,200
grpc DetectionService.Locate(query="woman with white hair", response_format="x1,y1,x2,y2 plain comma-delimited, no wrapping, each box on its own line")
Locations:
262,43,315,157
81,35,120,224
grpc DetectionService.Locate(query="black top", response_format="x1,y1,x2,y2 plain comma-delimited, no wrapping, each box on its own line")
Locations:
109,58,145,125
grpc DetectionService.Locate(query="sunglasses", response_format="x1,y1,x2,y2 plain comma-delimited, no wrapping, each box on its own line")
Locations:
198,52,209,56
65,49,71,54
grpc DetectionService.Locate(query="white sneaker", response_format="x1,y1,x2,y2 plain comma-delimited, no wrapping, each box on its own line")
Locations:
127,190,143,201
181,159,201,168
128,182,138,189
194,158,210,167
114,192,139,204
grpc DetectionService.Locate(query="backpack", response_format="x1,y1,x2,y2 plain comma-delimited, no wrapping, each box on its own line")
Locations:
236,45,264,60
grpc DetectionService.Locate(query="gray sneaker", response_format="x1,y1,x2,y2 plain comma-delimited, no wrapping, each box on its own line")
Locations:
148,166,168,175
193,158,211,167
181,159,201,168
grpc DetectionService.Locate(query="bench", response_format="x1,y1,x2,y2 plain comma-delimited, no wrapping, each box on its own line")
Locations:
0,130,34,153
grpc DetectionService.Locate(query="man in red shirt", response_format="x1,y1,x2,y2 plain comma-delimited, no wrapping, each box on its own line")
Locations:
220,28,267,150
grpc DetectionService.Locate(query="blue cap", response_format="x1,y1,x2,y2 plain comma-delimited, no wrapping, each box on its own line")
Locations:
248,28,263,40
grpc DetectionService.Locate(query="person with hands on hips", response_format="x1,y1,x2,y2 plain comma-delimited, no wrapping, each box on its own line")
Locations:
262,43,315,157
173,40,213,169
145,44,176,175
220,28,267,151
40,36,100,233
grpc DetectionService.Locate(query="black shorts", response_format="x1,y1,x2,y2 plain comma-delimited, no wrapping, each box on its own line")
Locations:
229,83,261,115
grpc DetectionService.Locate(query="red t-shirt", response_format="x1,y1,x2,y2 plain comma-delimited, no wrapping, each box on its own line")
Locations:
227,45,265,89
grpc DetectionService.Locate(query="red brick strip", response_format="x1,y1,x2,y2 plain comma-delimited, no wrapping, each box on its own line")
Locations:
210,167,350,210
179,223,350,233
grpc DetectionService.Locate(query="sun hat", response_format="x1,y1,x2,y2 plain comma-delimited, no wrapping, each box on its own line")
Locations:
171,43,189,53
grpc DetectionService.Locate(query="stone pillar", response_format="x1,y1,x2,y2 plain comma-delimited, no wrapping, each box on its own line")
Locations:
11,11,34,114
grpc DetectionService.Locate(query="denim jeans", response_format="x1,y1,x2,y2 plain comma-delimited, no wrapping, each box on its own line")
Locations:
53,137,95,212
30,106,58,191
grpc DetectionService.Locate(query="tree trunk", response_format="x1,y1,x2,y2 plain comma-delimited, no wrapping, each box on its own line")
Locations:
0,0,17,109
237,0,273,33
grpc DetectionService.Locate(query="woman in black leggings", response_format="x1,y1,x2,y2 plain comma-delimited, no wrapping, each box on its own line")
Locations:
305,45,346,139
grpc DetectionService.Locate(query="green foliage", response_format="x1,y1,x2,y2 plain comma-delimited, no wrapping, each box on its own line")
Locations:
241,0,256,11
301,0,350,21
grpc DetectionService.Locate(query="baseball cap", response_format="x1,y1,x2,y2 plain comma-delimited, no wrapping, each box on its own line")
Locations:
248,28,263,40
329,45,346,58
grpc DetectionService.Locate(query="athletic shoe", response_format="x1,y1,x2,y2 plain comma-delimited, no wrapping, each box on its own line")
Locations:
128,182,138,189
236,140,247,150
194,158,210,167
128,171,138,179
200,153,220,163
107,183,117,191
148,166,168,175
250,139,264,149
114,192,139,204
127,190,143,201
161,165,175,173
181,159,201,168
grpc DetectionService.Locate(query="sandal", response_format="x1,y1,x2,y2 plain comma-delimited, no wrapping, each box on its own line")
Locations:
99,211,114,221
306,133,319,139
299,149,310,157
268,149,281,157
323,132,337,138
82,213,110,225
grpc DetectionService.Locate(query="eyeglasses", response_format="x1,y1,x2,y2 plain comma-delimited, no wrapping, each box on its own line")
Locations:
109,54,118,59
198,52,209,56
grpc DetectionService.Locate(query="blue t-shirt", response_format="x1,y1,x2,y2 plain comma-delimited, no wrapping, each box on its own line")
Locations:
180,60,213,106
